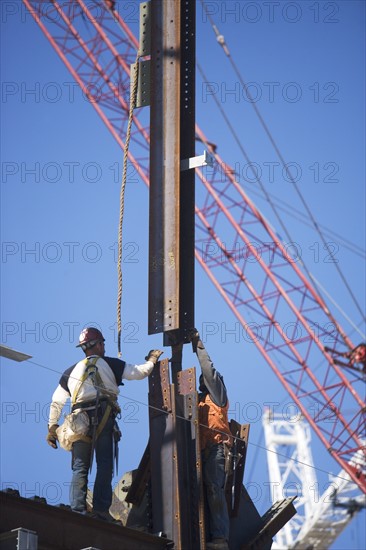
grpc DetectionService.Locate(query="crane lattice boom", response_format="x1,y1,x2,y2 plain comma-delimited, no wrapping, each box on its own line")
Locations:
263,412,366,548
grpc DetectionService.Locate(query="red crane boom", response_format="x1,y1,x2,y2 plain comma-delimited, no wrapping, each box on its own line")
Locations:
23,0,365,493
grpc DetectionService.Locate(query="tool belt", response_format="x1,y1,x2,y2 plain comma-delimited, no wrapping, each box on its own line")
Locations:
56,410,91,451
75,397,120,433
72,396,109,412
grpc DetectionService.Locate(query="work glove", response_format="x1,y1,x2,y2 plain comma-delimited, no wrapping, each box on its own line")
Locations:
187,328,200,353
145,349,164,364
46,424,59,449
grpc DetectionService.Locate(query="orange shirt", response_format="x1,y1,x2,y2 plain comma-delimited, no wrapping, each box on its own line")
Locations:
198,393,232,451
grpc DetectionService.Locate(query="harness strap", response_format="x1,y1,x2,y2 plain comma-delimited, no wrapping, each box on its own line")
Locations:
72,397,108,412
96,404,112,438
71,357,99,406
72,357,119,447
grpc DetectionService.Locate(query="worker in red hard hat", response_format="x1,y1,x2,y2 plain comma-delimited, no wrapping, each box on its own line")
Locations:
46,326,163,522
73,327,105,353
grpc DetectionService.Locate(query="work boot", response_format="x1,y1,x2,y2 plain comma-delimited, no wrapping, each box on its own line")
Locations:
72,509,89,516
92,510,120,524
206,538,229,550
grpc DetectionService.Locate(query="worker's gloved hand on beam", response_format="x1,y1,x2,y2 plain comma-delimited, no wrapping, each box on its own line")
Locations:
187,328,200,353
145,349,164,364
46,424,59,449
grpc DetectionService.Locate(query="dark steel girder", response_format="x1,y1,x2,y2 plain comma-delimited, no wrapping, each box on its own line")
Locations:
148,0,195,337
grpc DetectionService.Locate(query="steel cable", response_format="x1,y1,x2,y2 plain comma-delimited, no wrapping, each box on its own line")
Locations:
199,0,366,327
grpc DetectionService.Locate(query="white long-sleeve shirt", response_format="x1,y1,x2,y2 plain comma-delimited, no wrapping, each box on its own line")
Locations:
48,355,154,425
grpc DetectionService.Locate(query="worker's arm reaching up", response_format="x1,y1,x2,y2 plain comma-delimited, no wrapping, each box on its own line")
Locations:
189,329,228,407
190,328,231,547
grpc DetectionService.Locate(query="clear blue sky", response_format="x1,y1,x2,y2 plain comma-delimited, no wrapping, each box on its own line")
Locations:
1,1,365,548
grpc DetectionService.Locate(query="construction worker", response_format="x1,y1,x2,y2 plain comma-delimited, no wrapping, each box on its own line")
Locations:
189,329,232,550
46,327,163,521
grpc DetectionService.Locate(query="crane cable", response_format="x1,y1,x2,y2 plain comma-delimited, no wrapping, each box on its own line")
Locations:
117,53,140,357
244,183,365,259
200,0,366,328
197,62,365,342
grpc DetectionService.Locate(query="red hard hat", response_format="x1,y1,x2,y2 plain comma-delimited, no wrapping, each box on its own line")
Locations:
76,327,105,348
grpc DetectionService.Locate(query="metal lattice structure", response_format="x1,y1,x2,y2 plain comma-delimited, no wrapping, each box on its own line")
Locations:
23,0,365,494
263,411,365,548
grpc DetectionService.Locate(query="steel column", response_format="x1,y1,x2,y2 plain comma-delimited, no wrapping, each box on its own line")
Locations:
148,359,204,548
178,0,196,339
148,0,195,337
148,360,181,543
176,368,206,548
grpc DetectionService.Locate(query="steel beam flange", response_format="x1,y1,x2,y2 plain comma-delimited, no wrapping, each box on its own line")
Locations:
149,359,172,416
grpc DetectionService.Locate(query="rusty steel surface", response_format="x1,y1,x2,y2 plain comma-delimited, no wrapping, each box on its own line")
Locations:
170,343,183,386
177,0,196,336
148,361,181,545
148,0,196,336
195,400,207,550
0,490,173,550
147,359,206,548
175,368,205,547
149,0,182,334
149,359,172,416
177,367,196,396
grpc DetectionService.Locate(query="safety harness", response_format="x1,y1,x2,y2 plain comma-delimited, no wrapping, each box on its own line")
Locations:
72,357,121,471
72,357,113,435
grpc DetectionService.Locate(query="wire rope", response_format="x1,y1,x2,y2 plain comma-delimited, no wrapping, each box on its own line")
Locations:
199,0,366,326
244,182,365,259
197,62,363,343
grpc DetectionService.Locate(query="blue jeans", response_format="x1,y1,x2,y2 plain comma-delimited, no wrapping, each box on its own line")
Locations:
202,443,230,541
70,410,115,513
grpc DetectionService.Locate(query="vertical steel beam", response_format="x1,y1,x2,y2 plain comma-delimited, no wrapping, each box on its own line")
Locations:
148,360,204,547
148,360,181,544
149,0,181,335
178,0,196,338
176,368,206,548
148,0,195,337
